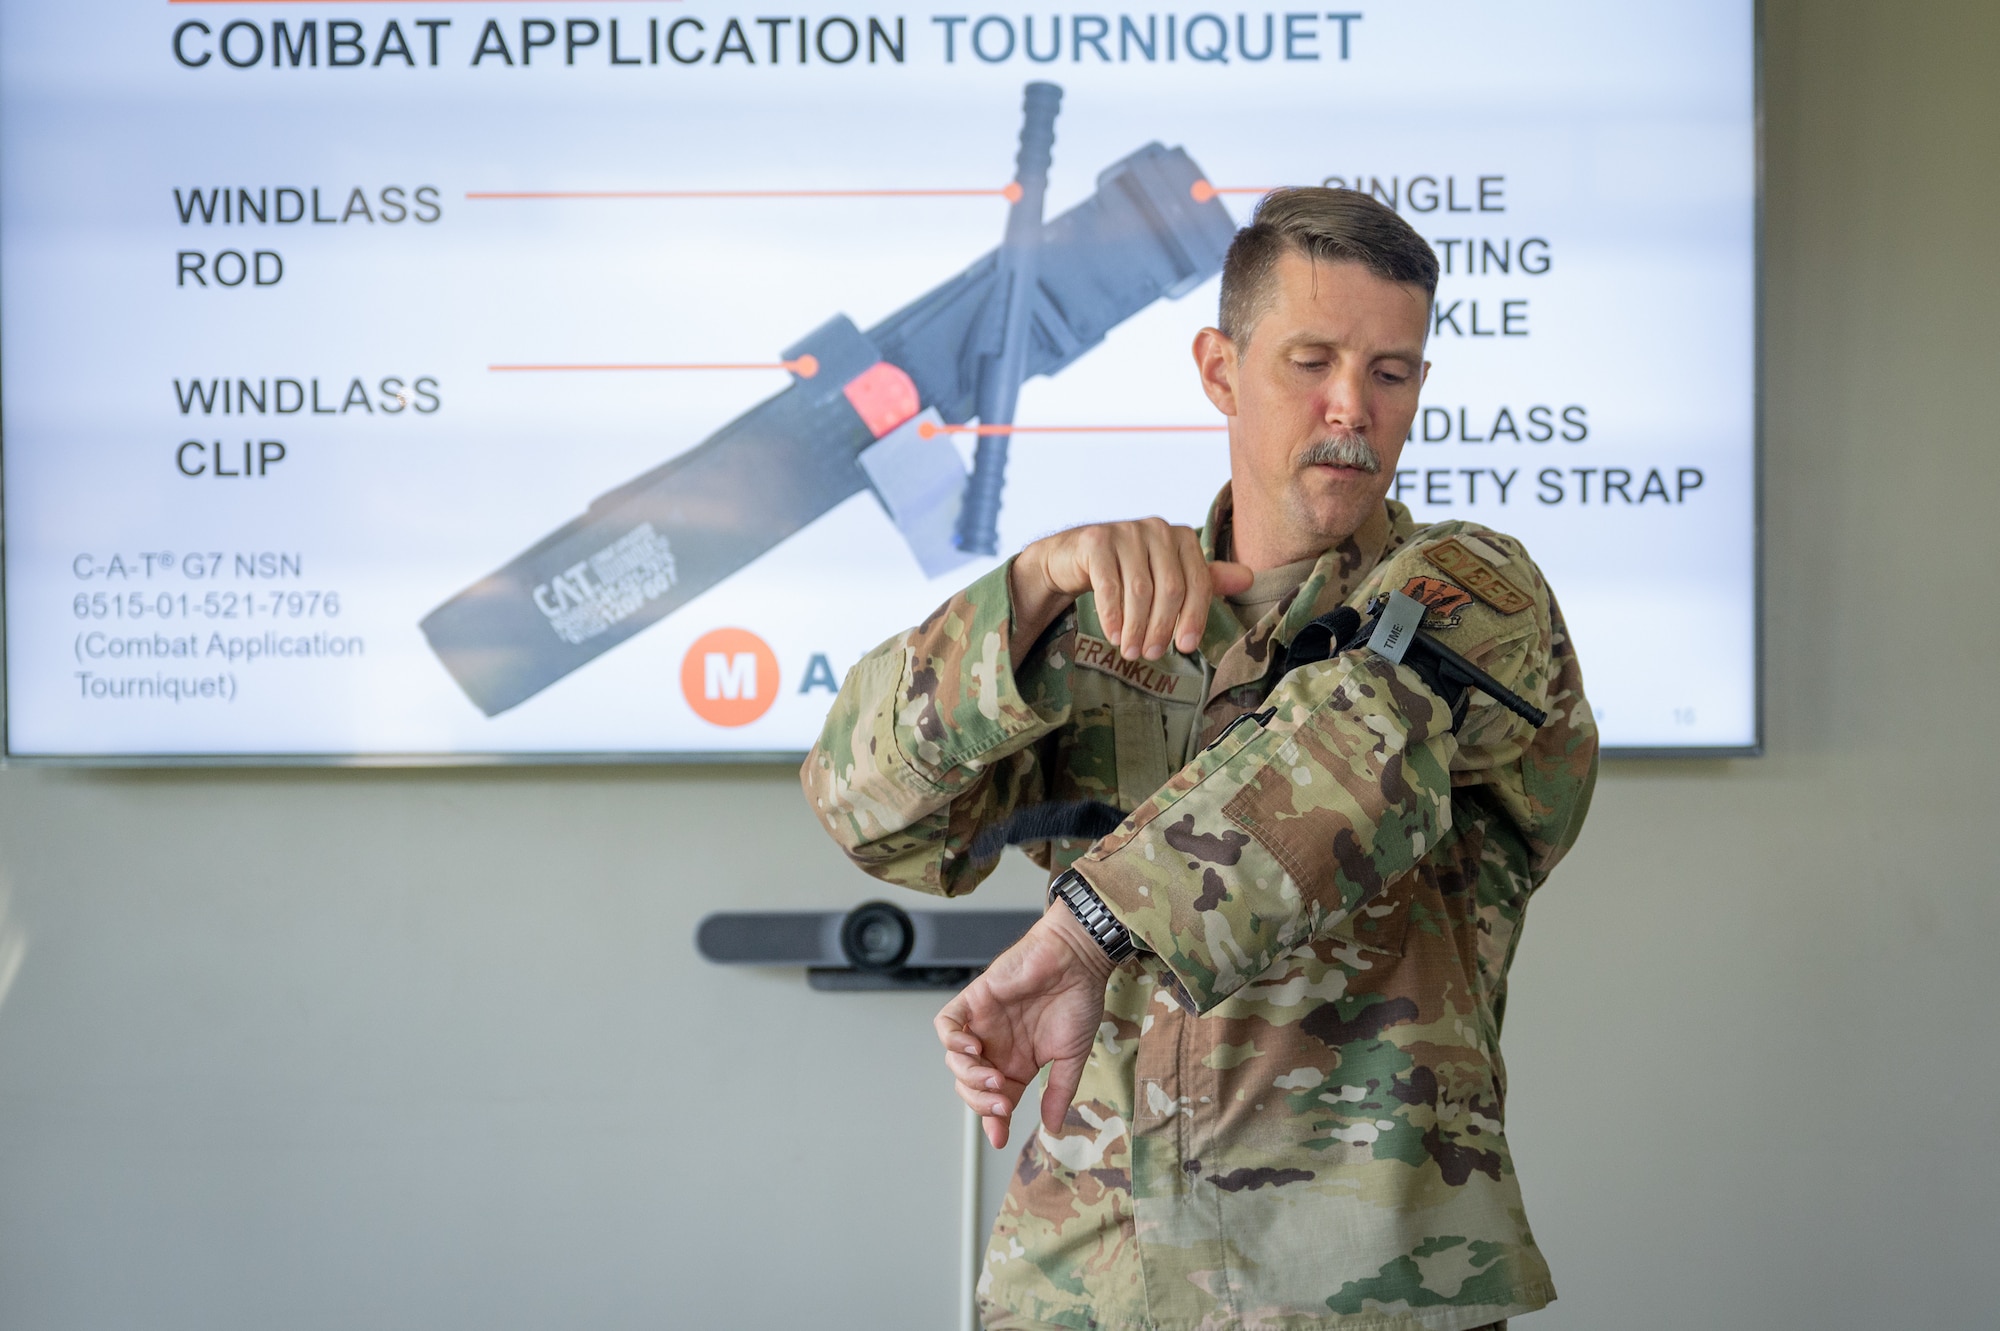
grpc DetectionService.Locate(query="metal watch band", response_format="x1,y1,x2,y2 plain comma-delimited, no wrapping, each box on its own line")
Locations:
1048,868,1138,964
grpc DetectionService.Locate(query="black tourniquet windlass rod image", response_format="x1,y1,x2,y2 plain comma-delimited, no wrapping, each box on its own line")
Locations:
420,83,1236,717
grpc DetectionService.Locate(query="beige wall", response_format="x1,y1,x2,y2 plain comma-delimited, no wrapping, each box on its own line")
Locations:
3,4,1995,1327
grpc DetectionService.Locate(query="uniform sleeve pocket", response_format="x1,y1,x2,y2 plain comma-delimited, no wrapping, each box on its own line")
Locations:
1110,701,1170,811
1087,711,1283,858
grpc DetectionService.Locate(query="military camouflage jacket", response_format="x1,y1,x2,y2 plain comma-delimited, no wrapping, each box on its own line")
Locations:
803,492,1597,1331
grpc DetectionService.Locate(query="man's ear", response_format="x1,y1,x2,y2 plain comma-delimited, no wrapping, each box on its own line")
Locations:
1193,327,1240,416
1420,360,1431,388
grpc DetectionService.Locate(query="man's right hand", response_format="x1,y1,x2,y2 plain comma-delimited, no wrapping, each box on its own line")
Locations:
935,902,1116,1149
1009,518,1252,667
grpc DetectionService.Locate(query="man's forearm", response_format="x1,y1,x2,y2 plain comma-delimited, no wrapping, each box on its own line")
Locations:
1078,650,1460,1013
803,560,1069,897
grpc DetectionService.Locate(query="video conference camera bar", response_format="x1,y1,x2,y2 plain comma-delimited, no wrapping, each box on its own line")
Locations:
696,902,1041,992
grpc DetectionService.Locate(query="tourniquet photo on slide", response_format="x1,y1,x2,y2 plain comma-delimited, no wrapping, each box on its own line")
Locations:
420,83,1238,716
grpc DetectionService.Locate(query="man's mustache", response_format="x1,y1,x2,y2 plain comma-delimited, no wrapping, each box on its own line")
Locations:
1297,432,1381,474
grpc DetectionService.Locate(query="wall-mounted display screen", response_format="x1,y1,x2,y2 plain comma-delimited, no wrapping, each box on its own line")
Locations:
1,0,1757,761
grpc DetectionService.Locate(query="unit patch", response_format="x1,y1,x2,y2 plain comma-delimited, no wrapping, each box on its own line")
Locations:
1423,538,1534,615
1072,633,1203,704
1400,576,1475,629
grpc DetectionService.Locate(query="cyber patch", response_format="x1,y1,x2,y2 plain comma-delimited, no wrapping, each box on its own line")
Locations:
1071,633,1203,704
1423,537,1534,615
1401,575,1475,628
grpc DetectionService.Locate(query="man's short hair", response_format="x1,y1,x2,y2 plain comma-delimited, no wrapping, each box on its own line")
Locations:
1218,187,1440,345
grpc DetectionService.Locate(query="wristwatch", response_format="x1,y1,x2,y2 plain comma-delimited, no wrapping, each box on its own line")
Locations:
1048,868,1139,964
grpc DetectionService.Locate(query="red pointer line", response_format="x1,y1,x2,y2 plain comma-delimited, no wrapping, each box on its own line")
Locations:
477,181,1231,204
1190,181,1274,202
469,185,1021,202
918,423,1224,438
491,356,818,376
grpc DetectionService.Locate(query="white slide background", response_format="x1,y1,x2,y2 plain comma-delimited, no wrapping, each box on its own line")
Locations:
0,0,1755,757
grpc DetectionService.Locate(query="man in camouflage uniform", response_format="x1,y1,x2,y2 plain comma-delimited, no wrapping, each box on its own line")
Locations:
802,188,1597,1331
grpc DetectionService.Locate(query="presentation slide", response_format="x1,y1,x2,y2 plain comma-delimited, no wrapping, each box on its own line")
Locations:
1,0,1756,760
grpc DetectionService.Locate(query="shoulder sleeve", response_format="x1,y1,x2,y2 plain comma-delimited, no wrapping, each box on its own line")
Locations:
1412,528,1599,877
800,560,1075,897
1074,527,1597,1011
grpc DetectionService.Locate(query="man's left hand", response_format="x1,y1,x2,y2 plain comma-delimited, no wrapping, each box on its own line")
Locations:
935,902,1116,1149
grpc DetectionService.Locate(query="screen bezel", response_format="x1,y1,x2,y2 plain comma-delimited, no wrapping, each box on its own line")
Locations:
0,1,1765,767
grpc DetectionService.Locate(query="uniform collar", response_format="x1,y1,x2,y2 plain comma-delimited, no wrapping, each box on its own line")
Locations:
1196,485,1414,700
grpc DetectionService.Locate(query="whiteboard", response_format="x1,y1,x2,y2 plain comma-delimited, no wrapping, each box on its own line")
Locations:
0,0,1758,760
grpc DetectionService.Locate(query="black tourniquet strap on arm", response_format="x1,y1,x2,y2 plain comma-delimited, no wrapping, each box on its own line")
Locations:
1276,601,1548,734
970,800,1129,863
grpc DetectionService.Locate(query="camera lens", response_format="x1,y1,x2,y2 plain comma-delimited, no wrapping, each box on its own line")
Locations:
840,901,915,972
